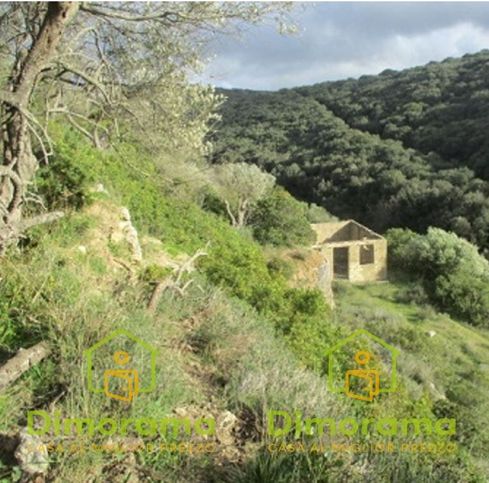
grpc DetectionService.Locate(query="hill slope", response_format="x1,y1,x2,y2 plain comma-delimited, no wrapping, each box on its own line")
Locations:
212,50,489,253
0,127,486,481
297,50,489,178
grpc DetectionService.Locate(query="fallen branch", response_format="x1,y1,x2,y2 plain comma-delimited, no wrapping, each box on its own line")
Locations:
147,246,208,312
112,256,134,273
17,211,64,232
147,279,172,313
0,342,51,392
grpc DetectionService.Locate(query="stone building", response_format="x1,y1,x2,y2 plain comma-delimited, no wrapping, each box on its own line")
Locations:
311,220,387,282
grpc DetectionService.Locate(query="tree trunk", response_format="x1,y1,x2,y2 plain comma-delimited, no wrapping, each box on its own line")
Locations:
236,198,249,228
0,2,79,249
224,199,238,227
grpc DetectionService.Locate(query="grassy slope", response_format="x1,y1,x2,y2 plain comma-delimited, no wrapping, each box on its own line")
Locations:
0,124,349,481
334,280,489,473
0,198,344,482
335,281,489,388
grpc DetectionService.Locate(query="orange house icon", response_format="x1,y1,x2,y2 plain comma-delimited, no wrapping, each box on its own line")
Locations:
84,329,157,403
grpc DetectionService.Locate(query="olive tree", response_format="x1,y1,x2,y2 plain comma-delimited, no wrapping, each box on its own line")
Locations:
0,2,294,250
210,162,275,227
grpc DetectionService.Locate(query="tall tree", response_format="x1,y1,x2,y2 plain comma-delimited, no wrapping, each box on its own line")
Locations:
0,3,78,249
0,1,293,250
211,162,275,228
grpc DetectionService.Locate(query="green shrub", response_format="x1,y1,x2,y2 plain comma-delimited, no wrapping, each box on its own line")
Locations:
306,202,338,223
385,228,421,273
201,188,228,219
435,268,489,326
387,227,489,327
250,187,315,246
139,264,173,283
34,127,96,210
395,284,430,306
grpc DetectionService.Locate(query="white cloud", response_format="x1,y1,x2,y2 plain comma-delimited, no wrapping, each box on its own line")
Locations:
198,4,489,90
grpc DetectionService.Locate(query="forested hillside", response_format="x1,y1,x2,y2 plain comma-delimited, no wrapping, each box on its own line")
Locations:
298,50,489,178
212,50,489,253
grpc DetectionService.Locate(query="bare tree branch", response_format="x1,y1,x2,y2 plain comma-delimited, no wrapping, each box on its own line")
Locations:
80,4,181,23
54,61,111,103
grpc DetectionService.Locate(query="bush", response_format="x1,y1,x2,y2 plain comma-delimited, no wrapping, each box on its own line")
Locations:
201,188,228,218
266,257,294,279
34,126,97,210
250,187,315,246
385,227,421,273
306,202,337,223
435,268,489,326
387,227,489,327
395,284,430,306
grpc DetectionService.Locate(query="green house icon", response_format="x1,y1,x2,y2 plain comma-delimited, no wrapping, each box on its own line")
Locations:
84,329,157,398
325,329,399,399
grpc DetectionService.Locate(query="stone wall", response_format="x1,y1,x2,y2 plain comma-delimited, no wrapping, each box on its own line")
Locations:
311,221,349,244
283,249,335,307
347,238,387,282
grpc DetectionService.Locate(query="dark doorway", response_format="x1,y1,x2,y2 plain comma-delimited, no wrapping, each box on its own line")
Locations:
333,247,349,279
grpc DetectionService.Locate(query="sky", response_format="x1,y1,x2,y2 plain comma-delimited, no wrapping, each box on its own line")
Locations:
200,2,489,91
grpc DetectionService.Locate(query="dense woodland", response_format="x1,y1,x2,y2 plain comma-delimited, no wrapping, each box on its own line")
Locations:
212,50,489,254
